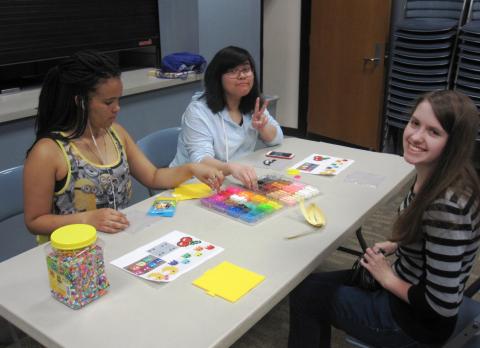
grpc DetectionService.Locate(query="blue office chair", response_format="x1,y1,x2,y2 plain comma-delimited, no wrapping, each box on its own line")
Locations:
0,165,23,223
0,165,24,346
137,127,181,196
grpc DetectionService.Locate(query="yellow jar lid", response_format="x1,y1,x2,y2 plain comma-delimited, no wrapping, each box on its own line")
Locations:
51,224,97,250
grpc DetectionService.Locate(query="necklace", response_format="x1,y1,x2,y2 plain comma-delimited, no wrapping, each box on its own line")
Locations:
82,139,103,164
86,124,117,210
80,128,109,165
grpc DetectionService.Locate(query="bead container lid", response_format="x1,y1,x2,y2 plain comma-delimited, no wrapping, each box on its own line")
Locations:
50,224,97,250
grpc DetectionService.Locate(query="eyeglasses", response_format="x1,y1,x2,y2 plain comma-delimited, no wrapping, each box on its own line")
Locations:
224,65,253,79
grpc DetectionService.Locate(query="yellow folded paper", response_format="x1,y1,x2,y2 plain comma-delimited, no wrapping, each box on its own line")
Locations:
193,261,265,302
286,168,300,176
173,183,212,200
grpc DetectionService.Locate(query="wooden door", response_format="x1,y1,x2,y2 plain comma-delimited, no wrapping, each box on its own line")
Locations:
307,0,391,151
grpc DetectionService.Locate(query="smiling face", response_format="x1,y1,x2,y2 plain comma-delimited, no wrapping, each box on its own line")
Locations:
403,100,449,171
221,62,254,101
87,77,123,129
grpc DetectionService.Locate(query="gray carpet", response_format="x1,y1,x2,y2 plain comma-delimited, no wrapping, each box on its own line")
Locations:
3,180,480,348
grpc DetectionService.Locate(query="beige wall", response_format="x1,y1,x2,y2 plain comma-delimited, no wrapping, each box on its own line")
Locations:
263,0,301,129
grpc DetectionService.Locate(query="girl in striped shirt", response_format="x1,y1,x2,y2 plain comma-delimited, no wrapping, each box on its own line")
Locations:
288,90,480,347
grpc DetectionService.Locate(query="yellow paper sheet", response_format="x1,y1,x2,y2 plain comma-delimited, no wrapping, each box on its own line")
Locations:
192,261,265,302
173,183,212,200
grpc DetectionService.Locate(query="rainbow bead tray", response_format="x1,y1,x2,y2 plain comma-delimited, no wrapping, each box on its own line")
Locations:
256,174,320,206
200,175,320,225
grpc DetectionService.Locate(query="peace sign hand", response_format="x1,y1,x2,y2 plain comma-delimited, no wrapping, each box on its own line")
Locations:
252,97,269,131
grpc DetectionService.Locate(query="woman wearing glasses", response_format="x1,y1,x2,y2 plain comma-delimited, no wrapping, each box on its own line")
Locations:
170,46,283,189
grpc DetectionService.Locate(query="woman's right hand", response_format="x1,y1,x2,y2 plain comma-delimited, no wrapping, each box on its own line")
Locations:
189,163,224,191
83,208,130,233
373,241,398,256
226,162,258,190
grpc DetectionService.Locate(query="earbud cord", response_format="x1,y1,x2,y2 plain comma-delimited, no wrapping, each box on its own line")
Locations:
88,122,117,210
221,115,229,163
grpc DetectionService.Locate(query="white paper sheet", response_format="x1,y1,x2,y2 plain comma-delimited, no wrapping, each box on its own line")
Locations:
111,230,224,282
290,154,354,176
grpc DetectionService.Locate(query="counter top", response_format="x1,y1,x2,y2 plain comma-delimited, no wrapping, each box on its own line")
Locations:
0,68,203,124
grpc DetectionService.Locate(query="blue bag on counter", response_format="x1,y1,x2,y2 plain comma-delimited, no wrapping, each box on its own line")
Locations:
161,52,206,73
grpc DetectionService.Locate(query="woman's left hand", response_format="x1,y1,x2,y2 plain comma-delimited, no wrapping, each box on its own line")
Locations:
252,97,269,130
360,247,395,288
226,162,258,190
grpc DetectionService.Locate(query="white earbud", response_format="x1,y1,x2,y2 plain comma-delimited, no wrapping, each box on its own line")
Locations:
87,122,117,210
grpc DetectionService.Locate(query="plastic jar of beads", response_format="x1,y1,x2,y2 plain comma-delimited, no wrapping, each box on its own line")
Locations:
45,224,109,309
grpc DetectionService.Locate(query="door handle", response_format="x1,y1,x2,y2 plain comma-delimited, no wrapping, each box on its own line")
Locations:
363,43,383,67
363,57,380,63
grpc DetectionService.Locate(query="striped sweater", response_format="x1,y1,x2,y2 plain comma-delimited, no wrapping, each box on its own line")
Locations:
389,187,480,344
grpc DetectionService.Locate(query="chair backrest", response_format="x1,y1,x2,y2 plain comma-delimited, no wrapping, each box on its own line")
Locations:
443,293,480,347
404,0,467,20
137,127,181,169
0,165,24,222
468,0,480,21
137,127,181,196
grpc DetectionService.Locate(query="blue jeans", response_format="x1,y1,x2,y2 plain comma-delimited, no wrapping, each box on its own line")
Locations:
288,270,422,348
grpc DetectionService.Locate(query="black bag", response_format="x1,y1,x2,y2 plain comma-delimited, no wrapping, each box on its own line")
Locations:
348,230,382,291
349,256,381,291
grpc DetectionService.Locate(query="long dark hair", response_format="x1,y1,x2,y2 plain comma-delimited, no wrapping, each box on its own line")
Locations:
202,46,261,114
29,50,120,153
392,90,480,244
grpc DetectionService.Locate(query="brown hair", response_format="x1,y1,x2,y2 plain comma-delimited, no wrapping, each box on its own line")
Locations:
392,90,480,244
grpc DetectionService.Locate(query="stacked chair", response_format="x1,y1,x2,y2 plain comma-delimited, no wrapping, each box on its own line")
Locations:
453,0,480,141
383,0,468,150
